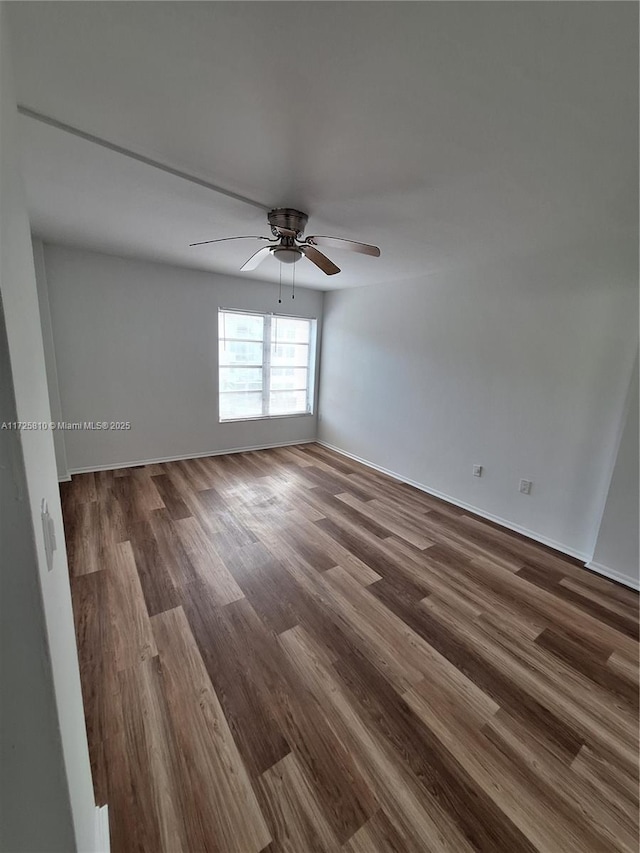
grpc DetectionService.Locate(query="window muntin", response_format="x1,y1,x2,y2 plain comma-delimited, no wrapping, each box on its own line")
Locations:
218,310,315,421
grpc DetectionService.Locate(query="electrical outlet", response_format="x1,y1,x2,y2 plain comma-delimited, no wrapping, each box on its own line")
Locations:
473,465,483,477
519,479,532,495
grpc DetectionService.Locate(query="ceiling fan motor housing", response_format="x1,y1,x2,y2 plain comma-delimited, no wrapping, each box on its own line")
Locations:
268,208,308,238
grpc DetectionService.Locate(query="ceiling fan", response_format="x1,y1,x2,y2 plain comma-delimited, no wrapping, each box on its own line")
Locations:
190,208,380,276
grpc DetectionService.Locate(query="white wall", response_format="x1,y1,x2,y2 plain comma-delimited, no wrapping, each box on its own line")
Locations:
42,244,323,472
589,355,639,587
0,298,76,853
0,9,97,852
318,238,638,566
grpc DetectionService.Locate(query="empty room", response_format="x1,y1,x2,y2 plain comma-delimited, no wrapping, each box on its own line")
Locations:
1,2,638,852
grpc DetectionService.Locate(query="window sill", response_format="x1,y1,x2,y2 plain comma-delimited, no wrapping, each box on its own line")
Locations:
219,412,314,424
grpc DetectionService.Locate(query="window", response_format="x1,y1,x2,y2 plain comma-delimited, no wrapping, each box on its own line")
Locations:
218,309,316,421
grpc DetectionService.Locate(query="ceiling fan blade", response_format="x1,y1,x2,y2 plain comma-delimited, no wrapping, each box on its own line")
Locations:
306,235,380,257
240,246,273,271
190,235,272,247
301,245,340,275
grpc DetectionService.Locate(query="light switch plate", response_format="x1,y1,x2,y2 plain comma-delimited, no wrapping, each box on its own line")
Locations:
41,499,57,571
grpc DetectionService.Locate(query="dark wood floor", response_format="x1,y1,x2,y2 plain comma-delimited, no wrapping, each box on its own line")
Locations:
62,442,639,853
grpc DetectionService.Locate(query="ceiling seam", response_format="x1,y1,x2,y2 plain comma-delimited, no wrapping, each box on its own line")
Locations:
17,104,270,213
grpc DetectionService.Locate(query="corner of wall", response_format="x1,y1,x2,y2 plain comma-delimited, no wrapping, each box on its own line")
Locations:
1,9,96,850
32,236,69,480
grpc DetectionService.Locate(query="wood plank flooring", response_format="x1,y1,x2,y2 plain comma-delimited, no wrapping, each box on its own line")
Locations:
61,443,640,853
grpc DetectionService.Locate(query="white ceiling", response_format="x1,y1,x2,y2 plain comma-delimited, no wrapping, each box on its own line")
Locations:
8,2,638,291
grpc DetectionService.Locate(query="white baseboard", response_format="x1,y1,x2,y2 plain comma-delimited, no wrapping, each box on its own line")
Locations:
317,440,592,563
62,438,315,478
94,805,109,853
584,561,639,592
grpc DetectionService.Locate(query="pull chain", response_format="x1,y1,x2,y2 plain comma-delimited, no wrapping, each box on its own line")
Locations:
278,263,282,304
292,261,296,300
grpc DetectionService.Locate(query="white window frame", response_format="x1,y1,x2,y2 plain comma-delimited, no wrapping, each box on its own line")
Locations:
218,308,317,423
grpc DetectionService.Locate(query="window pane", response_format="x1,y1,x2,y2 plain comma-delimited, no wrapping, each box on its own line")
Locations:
219,340,263,366
271,343,309,367
219,312,264,341
220,391,263,420
217,313,314,422
270,367,308,391
220,367,263,392
272,317,311,344
269,390,308,415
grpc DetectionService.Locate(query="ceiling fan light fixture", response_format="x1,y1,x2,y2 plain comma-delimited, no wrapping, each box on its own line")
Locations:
272,246,302,265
